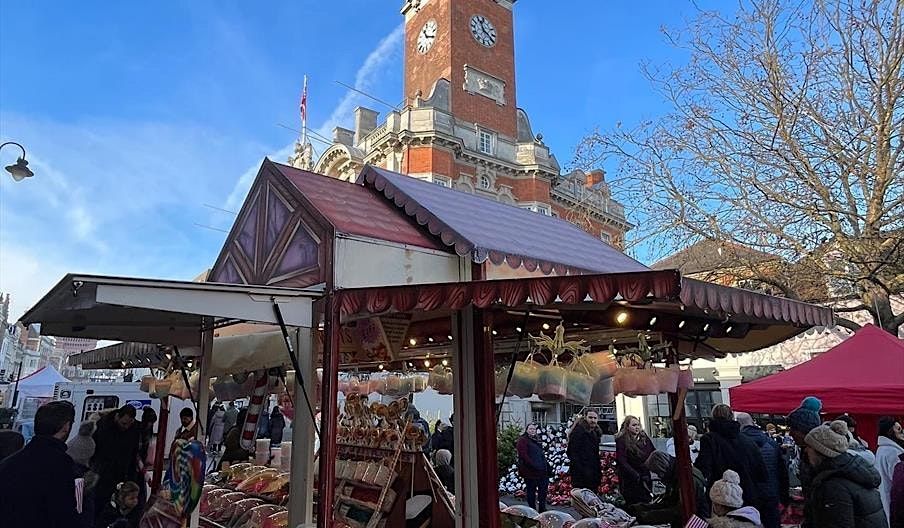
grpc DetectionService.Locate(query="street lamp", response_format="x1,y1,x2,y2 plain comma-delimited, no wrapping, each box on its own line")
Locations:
0,141,35,181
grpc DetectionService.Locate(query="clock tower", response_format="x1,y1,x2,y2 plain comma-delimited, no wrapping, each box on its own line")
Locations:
403,0,518,138
308,0,633,249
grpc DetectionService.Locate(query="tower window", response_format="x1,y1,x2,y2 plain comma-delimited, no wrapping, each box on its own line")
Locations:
479,175,491,190
478,129,495,155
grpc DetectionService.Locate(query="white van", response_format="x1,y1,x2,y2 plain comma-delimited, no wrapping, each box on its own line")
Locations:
53,381,194,448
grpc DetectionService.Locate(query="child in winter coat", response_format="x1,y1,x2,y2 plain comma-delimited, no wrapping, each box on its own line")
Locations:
708,469,764,528
97,481,142,528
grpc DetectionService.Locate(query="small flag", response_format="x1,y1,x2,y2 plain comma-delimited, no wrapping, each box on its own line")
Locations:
299,76,308,125
74,478,85,513
684,514,709,528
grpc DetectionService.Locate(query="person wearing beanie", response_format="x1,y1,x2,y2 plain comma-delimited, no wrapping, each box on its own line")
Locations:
708,469,764,528
67,420,96,467
829,419,877,465
67,420,99,528
788,396,823,447
695,404,768,508
877,417,904,525
803,422,887,528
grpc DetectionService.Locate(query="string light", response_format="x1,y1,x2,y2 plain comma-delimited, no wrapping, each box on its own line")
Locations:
678,320,686,329
703,323,710,332
424,359,431,367
542,323,550,330
442,359,448,366
726,325,733,334
428,337,434,343
409,338,417,346
515,327,522,333
649,316,657,326
447,335,453,341
378,364,384,370
491,329,498,336
616,311,629,325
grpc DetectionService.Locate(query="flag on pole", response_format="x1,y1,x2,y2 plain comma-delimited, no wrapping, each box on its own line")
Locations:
299,75,308,145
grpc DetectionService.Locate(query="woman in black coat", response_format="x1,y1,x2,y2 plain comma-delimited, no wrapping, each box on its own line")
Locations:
615,415,656,505
695,404,767,507
517,423,550,512
567,411,602,491
803,422,887,528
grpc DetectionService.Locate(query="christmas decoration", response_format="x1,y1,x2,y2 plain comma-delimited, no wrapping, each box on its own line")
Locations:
498,417,623,506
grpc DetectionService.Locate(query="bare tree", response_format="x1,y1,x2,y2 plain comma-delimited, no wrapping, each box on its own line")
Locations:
576,0,904,333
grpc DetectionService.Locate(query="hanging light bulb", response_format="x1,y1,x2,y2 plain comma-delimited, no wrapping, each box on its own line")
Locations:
447,335,453,341
616,311,629,325
649,316,657,326
542,322,550,330
515,326,522,333
442,359,448,366
378,364,384,370
703,323,710,332
726,325,733,334
428,337,434,343
678,320,686,329
409,337,417,346
491,329,498,336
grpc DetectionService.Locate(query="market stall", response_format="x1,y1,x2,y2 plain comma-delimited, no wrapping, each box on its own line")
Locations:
730,323,904,449
20,274,322,528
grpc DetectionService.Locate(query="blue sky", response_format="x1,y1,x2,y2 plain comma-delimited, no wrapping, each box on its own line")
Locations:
0,1,723,320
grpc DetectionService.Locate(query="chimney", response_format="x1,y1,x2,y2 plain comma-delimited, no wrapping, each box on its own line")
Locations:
354,107,379,145
585,169,605,188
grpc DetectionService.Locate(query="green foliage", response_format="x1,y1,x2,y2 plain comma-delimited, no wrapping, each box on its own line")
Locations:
497,424,523,478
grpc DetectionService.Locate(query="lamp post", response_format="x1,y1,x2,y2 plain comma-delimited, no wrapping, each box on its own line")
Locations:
0,142,35,181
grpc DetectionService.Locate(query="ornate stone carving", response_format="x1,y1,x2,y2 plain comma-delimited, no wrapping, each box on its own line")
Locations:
288,140,314,170
463,65,506,106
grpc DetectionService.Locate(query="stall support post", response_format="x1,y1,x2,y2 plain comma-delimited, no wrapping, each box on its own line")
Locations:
667,348,695,523
451,308,480,528
317,298,340,528
150,396,170,496
190,323,215,528
289,326,316,527
473,308,500,528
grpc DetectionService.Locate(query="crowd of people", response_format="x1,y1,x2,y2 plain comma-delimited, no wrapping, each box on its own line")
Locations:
512,399,904,528
0,397,285,528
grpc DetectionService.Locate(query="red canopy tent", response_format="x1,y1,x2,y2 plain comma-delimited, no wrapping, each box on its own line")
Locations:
730,324,904,449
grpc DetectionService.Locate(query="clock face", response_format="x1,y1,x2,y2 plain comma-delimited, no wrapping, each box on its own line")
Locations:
470,14,496,47
417,19,438,54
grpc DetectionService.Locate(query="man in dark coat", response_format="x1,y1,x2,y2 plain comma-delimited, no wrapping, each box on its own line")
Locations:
517,423,550,512
431,415,455,462
0,401,80,528
738,412,789,528
803,422,888,528
695,405,768,508
91,405,141,519
567,410,602,491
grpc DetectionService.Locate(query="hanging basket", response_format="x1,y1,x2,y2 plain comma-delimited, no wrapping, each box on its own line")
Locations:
508,359,541,398
574,351,617,381
536,364,567,402
590,377,615,404
655,366,680,394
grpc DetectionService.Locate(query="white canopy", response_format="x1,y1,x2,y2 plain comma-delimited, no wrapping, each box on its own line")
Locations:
17,364,69,398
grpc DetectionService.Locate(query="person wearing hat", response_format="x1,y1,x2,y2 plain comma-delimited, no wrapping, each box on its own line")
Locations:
708,469,764,528
803,421,887,528
786,396,823,497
